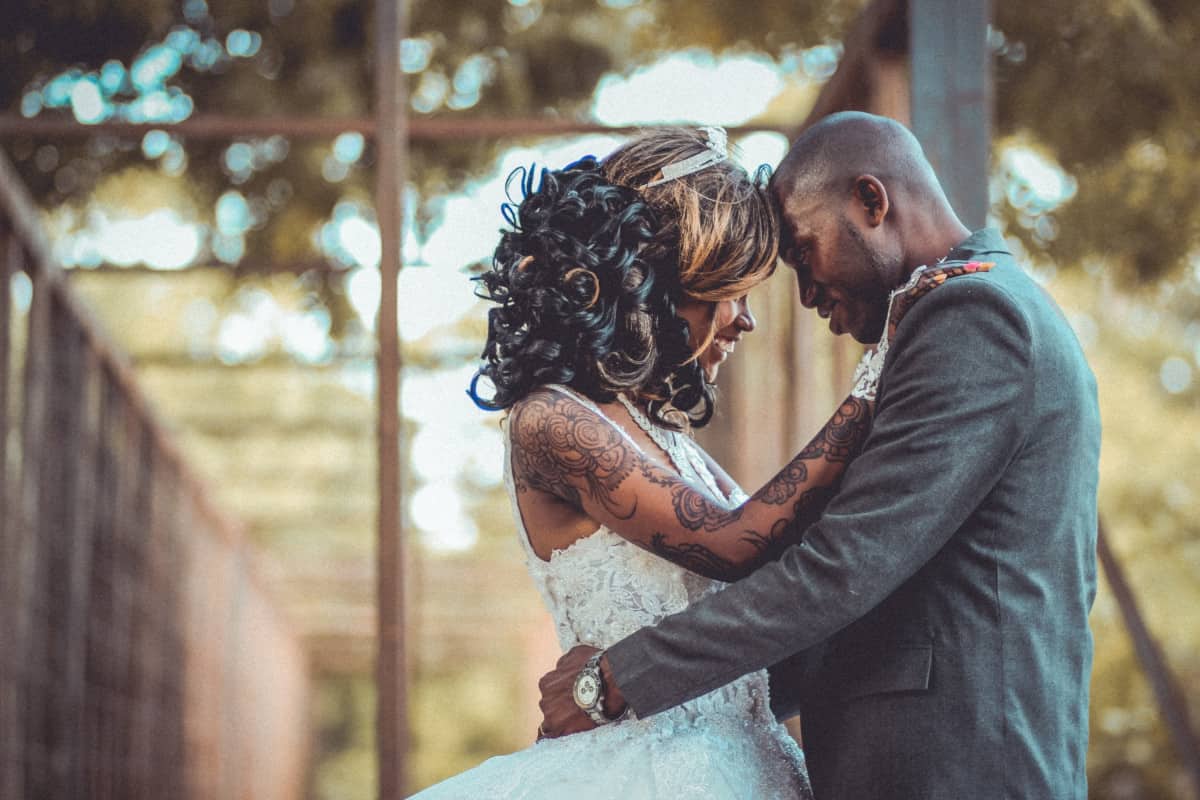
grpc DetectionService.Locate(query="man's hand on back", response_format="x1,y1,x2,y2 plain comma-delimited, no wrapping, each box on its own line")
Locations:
536,645,627,739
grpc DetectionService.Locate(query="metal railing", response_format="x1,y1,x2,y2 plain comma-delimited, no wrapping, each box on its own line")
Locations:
0,148,310,800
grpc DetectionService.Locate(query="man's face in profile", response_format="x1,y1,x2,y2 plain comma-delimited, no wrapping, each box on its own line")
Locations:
776,194,891,345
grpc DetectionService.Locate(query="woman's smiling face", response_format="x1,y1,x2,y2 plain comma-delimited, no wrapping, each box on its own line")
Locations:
677,294,757,383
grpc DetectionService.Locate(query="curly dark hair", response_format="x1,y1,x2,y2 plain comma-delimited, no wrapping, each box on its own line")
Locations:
468,128,778,429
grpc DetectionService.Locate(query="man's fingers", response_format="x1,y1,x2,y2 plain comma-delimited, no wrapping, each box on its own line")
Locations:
534,645,604,741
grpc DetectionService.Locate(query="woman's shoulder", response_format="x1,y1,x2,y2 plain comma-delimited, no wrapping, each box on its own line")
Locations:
510,385,600,437
509,385,639,456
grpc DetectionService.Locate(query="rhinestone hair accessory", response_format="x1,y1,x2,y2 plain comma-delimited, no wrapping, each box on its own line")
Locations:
641,126,729,188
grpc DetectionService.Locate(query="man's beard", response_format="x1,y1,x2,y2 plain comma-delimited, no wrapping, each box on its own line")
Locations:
840,218,893,342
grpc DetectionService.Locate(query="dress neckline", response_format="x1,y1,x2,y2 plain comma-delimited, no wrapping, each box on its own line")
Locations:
615,393,726,503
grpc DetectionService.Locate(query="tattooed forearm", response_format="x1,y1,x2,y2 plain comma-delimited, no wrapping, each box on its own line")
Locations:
750,396,872,512
675,395,874,575
671,482,746,531
510,392,639,519
735,484,840,571
662,397,870,538
790,485,839,531
758,460,809,505
508,386,874,583
650,533,738,577
737,518,790,562
796,396,874,463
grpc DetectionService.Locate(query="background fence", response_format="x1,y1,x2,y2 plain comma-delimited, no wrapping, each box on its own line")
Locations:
0,148,310,800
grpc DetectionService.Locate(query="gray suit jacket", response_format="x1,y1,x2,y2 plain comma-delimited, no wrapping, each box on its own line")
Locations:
605,229,1101,800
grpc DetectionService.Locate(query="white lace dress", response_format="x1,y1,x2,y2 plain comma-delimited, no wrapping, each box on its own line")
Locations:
410,385,813,799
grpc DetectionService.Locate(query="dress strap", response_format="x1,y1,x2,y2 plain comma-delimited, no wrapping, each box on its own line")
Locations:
615,394,731,505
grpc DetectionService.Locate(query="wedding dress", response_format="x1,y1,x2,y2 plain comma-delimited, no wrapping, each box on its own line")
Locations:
411,384,813,799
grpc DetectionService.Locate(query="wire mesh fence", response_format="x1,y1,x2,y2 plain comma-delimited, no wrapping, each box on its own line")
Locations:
0,148,310,800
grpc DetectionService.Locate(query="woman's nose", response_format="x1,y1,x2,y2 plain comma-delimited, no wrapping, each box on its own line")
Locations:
736,297,756,332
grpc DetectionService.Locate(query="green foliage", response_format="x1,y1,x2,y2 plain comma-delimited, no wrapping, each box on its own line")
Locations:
1046,270,1200,798
993,0,1200,285
311,676,377,800
7,0,1200,292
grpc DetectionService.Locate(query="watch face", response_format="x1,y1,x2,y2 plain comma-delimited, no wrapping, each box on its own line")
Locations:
573,673,600,708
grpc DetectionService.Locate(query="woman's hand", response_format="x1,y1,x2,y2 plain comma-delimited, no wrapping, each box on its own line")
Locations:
853,261,995,403
886,261,994,342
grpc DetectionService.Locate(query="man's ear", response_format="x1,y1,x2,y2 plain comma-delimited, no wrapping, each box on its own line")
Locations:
853,175,889,227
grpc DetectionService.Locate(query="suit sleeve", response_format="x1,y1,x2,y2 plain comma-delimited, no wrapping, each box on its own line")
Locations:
605,278,1035,717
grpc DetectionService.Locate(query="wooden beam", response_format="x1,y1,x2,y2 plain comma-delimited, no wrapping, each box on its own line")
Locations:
15,252,50,800
62,340,98,800
0,114,795,142
65,259,351,276
0,115,374,140
909,0,992,228
375,0,410,796
124,346,476,371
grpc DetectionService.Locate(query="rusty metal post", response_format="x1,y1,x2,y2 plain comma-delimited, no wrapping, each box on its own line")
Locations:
909,0,992,229
88,369,120,800
375,0,410,797
0,227,9,556
0,227,14,800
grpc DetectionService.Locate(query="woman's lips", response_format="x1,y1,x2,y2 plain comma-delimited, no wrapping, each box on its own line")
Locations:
713,336,738,361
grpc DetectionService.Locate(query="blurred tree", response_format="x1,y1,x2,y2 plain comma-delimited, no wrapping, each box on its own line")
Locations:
0,0,860,332
5,1,1197,300
992,0,1200,286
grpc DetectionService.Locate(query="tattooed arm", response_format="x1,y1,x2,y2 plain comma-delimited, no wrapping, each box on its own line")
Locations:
510,262,992,582
510,389,872,582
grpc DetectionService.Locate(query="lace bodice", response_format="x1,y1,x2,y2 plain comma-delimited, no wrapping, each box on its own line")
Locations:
502,384,777,728
504,385,743,652
411,383,812,799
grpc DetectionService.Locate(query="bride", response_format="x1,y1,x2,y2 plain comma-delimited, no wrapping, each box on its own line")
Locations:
415,127,979,798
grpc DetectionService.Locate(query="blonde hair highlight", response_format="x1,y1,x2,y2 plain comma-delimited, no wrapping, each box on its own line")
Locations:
602,128,779,375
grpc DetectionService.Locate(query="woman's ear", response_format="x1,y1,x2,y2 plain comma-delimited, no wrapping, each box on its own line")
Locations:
854,175,889,227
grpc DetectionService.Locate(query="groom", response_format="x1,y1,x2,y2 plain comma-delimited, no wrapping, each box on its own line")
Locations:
537,112,1101,799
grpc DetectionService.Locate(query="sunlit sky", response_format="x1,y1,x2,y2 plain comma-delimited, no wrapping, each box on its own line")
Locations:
33,46,1089,552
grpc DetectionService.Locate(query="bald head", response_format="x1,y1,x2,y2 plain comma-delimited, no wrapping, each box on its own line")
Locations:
768,112,973,343
772,111,947,210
